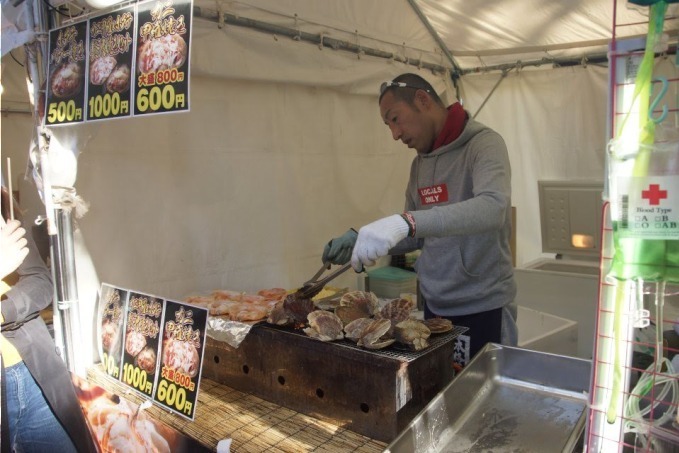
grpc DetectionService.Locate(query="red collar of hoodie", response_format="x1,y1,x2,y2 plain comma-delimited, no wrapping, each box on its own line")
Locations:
431,102,467,152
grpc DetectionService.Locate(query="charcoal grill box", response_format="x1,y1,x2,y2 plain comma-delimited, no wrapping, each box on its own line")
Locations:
202,324,458,443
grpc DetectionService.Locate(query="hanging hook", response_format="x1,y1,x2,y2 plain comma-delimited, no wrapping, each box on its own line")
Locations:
293,14,301,41
649,76,669,124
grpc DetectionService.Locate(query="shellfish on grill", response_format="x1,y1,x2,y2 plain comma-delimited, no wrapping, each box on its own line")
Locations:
336,290,379,325
376,297,415,335
357,318,395,350
267,293,315,327
303,310,344,342
423,317,453,334
394,319,431,351
343,317,374,343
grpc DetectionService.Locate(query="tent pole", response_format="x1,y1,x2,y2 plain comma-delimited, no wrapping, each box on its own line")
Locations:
22,0,81,373
192,6,450,76
51,206,80,373
473,68,512,119
406,0,462,97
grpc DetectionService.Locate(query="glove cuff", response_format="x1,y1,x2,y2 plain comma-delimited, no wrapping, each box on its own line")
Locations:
400,212,416,237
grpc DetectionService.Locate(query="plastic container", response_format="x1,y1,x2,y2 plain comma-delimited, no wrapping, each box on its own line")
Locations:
366,266,417,299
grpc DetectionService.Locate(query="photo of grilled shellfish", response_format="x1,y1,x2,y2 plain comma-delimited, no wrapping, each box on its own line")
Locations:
105,63,130,93
162,338,199,378
101,319,121,353
125,330,146,357
50,61,84,98
135,346,158,375
90,56,117,85
137,33,187,74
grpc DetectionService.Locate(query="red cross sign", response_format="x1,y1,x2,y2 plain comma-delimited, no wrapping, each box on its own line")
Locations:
641,184,668,206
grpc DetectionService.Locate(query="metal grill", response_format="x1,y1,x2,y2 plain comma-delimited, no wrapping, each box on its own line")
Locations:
259,324,468,362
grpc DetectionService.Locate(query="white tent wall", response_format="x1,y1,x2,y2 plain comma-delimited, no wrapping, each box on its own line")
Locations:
459,65,609,265
73,75,420,300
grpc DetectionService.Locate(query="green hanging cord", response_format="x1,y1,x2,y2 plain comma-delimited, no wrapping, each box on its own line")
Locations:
606,1,669,425
606,282,628,423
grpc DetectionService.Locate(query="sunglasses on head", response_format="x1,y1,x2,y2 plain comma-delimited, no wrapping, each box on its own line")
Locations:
379,81,432,97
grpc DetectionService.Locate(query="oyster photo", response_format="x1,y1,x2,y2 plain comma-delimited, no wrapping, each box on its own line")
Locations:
303,310,344,342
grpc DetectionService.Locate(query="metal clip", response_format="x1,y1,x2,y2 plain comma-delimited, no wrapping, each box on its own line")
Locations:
633,308,650,328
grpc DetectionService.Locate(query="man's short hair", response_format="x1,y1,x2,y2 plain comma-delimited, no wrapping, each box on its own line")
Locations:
379,73,444,106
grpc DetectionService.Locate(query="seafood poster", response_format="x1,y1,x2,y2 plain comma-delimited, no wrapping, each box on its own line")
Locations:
98,284,128,382
71,374,211,452
45,22,87,126
154,300,207,420
86,6,136,121
119,292,163,398
134,0,192,116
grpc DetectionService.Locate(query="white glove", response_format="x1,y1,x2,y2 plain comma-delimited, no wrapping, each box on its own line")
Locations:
351,215,409,271
0,219,29,279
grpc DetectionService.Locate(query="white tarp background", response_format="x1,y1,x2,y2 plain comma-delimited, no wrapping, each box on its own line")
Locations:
460,65,609,265
1,0,677,368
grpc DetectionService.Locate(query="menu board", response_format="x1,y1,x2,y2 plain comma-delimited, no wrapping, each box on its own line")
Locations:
99,284,127,381
134,0,192,116
86,6,136,121
96,283,207,420
44,0,192,125
120,292,163,397
45,22,88,126
154,301,207,420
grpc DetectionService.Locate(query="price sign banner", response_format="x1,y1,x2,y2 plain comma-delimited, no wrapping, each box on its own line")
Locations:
45,22,88,125
119,292,163,397
134,0,192,116
154,300,207,420
86,6,136,121
97,284,128,381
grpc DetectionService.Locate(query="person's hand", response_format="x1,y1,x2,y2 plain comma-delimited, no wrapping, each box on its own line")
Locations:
0,219,29,279
351,215,409,271
322,229,358,265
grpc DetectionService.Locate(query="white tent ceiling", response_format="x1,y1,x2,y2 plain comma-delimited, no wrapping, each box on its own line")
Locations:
185,0,664,76
3,0,667,84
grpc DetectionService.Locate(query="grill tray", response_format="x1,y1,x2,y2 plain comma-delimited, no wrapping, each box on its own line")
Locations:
261,323,468,362
203,322,464,442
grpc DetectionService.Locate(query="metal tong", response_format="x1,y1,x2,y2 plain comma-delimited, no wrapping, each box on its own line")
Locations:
296,262,353,300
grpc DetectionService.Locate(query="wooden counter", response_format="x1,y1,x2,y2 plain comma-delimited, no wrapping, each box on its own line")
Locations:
87,366,387,452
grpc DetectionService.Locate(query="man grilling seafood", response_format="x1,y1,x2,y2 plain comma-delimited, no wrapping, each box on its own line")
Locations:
321,73,517,368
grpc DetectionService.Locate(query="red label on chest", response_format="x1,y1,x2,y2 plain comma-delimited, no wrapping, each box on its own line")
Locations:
419,184,449,205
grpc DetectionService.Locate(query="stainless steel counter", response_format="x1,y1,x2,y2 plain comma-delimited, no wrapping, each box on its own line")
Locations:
386,343,591,453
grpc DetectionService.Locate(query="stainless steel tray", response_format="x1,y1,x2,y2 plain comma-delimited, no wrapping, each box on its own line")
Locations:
386,343,592,452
